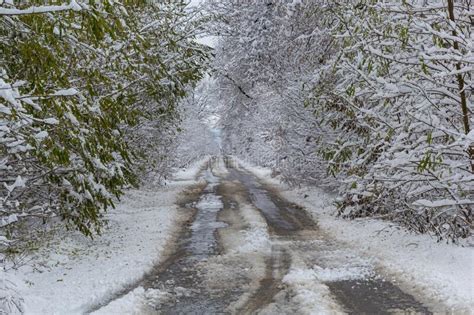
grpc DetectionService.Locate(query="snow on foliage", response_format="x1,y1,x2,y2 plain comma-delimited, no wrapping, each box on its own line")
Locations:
0,1,209,252
205,0,472,241
203,0,334,186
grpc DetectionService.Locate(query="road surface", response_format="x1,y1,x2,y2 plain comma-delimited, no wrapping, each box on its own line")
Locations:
91,157,435,314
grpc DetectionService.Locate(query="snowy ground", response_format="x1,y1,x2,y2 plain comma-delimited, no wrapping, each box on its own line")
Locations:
2,158,209,315
237,158,474,313
3,156,473,314
97,157,449,314
87,157,348,314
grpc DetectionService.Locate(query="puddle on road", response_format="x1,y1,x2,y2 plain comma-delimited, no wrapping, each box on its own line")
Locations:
226,167,315,235
327,278,432,314
140,168,241,314
188,193,226,258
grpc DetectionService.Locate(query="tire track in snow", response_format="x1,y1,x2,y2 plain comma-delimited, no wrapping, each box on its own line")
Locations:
91,157,436,314
224,156,433,314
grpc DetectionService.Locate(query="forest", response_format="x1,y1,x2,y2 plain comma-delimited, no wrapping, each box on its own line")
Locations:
206,0,473,242
0,1,472,314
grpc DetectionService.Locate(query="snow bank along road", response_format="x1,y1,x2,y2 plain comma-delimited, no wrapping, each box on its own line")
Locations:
91,156,471,314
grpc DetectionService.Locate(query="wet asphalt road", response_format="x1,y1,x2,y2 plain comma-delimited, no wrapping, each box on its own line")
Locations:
91,157,434,314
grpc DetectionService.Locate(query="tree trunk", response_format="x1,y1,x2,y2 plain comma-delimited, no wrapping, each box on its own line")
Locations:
446,0,473,172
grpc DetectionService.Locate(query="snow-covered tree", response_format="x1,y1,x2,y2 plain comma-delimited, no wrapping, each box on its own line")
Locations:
173,77,220,168
206,0,472,241
311,0,473,241
205,0,335,185
0,1,209,249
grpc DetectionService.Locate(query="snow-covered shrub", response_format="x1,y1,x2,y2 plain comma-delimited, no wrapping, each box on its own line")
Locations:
314,0,473,241
0,1,208,247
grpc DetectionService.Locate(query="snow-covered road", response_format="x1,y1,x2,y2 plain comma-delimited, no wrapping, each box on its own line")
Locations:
11,156,473,314
91,157,469,314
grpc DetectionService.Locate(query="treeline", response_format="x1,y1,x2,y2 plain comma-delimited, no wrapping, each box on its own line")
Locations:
205,0,473,241
0,1,209,252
